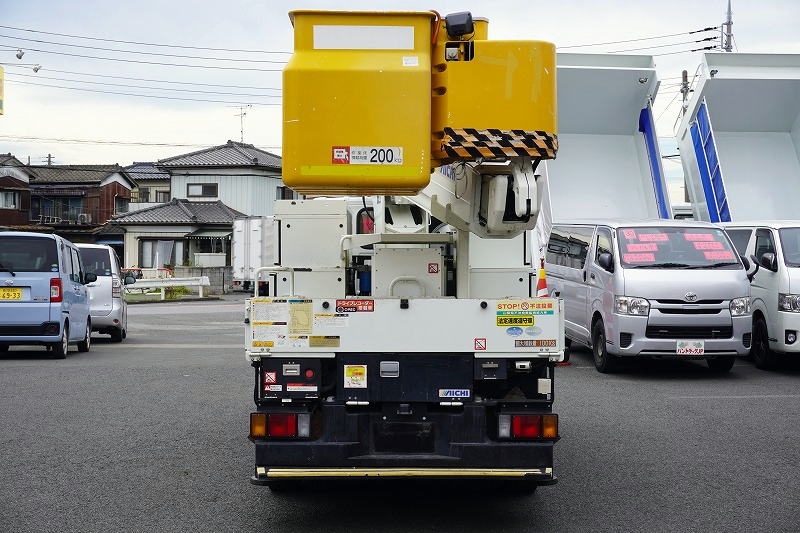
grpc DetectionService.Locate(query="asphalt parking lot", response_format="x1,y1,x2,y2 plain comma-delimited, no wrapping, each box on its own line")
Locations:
2,297,799,533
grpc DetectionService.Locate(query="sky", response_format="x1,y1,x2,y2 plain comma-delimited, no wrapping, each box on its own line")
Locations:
1,0,799,198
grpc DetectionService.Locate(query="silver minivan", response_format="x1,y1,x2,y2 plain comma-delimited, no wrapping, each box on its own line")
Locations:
75,244,134,342
545,220,752,373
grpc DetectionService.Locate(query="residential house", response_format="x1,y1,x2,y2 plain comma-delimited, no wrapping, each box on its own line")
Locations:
0,154,36,226
27,164,136,225
125,161,171,212
156,140,291,216
111,198,243,268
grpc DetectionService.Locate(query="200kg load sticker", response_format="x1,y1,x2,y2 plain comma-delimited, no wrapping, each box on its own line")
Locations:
332,146,404,165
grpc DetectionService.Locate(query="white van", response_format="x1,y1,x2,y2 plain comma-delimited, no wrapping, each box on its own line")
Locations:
721,222,800,369
545,220,752,373
75,244,134,342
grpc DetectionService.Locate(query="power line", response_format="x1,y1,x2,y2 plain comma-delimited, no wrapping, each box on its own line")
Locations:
4,71,281,98
1,63,281,91
0,33,288,63
4,78,281,105
558,27,718,49
0,43,284,72
0,23,292,54
655,91,681,122
0,133,280,149
608,36,717,54
653,46,719,57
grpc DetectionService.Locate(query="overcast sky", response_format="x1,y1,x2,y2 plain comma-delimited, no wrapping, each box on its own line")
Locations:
1,0,799,170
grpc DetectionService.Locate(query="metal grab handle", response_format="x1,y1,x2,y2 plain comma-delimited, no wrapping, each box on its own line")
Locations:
254,266,295,297
388,276,426,297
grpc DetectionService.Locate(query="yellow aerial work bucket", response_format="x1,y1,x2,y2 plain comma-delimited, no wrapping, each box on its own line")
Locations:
283,11,435,196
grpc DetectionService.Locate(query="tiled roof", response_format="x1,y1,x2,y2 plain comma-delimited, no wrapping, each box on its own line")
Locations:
157,140,281,170
111,198,244,225
27,164,135,186
124,162,170,182
0,153,41,179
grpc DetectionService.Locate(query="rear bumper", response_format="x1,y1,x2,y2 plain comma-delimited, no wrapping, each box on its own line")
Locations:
0,322,61,343
91,299,124,329
251,467,556,485
251,403,556,484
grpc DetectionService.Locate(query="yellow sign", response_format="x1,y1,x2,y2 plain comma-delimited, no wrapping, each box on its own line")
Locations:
252,341,274,348
309,336,340,348
0,66,4,115
496,315,534,327
0,287,22,300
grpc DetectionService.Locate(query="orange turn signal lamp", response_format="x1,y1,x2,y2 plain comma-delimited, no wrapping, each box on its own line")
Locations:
498,413,558,440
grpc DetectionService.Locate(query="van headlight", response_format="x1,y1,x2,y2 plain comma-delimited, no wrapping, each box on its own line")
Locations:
778,293,800,312
729,297,751,316
615,296,650,316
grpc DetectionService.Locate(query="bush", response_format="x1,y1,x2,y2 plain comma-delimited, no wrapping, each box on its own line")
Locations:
165,286,192,299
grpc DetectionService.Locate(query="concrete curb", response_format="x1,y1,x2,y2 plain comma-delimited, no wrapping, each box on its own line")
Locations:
125,296,222,305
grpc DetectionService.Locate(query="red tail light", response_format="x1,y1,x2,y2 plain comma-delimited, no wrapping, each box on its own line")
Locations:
512,415,541,439
268,414,297,437
112,276,122,298
50,278,63,302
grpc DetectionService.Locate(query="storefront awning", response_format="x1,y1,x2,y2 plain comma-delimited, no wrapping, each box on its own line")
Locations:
186,229,232,239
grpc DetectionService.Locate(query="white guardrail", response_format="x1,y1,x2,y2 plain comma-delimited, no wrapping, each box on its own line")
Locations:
127,276,210,300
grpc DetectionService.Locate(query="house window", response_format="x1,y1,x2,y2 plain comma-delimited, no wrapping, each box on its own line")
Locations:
187,183,218,198
156,190,170,203
138,187,150,202
115,197,129,214
277,186,295,200
139,239,186,268
0,191,19,209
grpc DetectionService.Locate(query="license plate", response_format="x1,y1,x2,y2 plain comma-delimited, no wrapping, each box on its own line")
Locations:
0,288,22,301
676,340,705,355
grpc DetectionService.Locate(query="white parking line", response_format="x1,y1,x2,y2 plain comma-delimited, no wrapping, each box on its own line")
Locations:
670,394,800,400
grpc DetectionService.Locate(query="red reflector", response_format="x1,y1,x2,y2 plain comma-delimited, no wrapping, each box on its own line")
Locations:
268,414,297,437
50,278,63,303
305,368,314,379
512,415,541,439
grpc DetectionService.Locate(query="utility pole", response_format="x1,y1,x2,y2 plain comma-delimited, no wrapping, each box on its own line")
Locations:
680,69,690,116
41,153,54,165
233,104,252,143
722,0,734,52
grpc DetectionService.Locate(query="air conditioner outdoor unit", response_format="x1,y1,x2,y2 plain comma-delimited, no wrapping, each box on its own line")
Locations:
77,213,92,224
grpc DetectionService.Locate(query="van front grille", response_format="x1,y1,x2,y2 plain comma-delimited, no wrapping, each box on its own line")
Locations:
645,326,732,339
658,308,721,315
655,299,723,305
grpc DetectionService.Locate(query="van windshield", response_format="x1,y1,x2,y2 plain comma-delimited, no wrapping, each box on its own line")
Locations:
0,236,59,273
80,247,114,277
778,228,800,267
617,227,741,269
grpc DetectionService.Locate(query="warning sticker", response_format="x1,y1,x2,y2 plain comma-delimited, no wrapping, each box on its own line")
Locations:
251,299,289,323
497,315,534,327
496,301,555,315
427,263,439,274
289,300,313,335
336,299,374,313
474,338,487,351
515,339,557,348
331,146,403,165
252,341,274,348
309,336,340,348
344,365,367,388
264,372,277,384
286,383,318,393
314,313,350,328
265,384,282,392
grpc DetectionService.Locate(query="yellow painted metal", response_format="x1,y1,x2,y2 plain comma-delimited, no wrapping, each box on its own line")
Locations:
266,467,550,478
283,10,435,195
431,21,557,165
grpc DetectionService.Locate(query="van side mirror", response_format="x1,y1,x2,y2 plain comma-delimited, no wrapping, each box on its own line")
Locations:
83,272,98,284
124,276,136,285
597,252,614,272
740,256,750,271
760,252,778,272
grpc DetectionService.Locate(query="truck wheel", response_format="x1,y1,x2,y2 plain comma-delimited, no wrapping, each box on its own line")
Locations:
52,326,69,359
706,357,735,373
752,317,777,370
77,321,91,352
592,319,617,373
110,327,123,343
563,338,572,362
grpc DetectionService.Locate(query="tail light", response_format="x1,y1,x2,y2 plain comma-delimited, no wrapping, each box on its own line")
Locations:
498,414,559,440
50,278,62,302
249,412,310,440
112,276,122,298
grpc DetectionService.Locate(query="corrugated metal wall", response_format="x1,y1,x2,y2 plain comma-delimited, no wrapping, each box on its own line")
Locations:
170,172,284,216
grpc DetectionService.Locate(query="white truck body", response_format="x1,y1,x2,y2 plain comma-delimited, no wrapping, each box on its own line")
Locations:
232,216,275,288
676,53,800,222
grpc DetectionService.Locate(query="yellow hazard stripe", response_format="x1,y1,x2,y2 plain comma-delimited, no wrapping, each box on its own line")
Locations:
264,467,552,478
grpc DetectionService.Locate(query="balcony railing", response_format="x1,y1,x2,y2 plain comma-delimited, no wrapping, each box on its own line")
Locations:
30,206,118,225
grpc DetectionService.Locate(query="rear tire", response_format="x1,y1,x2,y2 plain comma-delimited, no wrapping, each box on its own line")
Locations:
706,356,735,373
752,316,777,370
77,321,91,352
110,327,123,343
52,326,69,359
592,319,617,373
563,338,572,362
